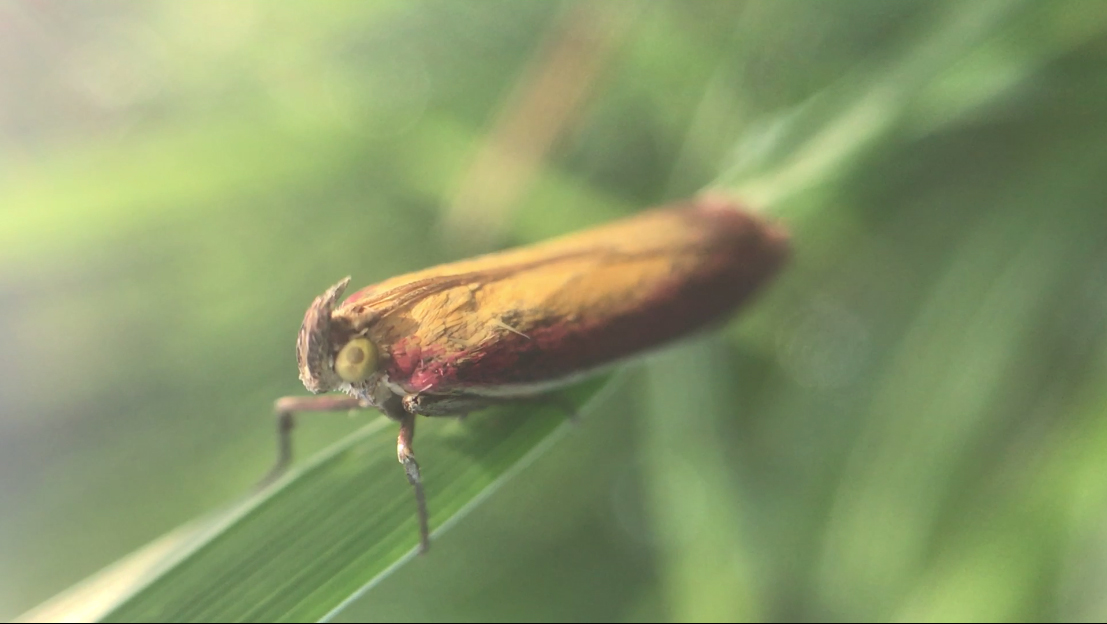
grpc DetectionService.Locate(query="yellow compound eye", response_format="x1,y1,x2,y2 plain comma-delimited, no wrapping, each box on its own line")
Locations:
335,337,379,383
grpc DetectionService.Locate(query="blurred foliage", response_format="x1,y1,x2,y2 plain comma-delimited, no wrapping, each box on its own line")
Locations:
3,0,1107,621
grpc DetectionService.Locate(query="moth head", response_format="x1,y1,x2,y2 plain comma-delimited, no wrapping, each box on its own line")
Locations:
295,277,381,394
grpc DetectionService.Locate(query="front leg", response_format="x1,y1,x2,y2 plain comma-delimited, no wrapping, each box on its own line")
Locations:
258,394,367,490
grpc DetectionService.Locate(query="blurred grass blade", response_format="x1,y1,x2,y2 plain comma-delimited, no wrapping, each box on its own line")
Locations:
90,375,616,623
722,0,1032,212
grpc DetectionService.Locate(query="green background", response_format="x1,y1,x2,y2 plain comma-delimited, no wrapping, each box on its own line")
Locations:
3,1,1107,621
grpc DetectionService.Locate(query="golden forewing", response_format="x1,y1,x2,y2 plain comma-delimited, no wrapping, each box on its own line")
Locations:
341,204,720,316
318,197,789,397
340,208,741,358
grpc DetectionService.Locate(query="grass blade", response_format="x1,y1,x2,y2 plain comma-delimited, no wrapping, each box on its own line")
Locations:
97,375,617,623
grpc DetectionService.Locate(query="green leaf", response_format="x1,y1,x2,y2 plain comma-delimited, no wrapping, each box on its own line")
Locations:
86,375,616,623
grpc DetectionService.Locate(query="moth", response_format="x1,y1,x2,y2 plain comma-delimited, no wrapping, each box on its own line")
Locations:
266,194,790,553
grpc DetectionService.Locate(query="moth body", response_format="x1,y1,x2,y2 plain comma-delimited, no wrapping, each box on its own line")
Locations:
277,195,790,553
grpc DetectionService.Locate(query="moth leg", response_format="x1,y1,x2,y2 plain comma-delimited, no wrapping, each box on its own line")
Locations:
257,395,366,490
395,410,430,554
404,391,577,423
376,393,431,554
402,392,498,416
391,391,575,554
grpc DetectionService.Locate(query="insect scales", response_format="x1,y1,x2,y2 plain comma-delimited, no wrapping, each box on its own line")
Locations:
266,194,790,553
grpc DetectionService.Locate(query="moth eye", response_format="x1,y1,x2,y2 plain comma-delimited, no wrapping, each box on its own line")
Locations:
335,337,379,383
